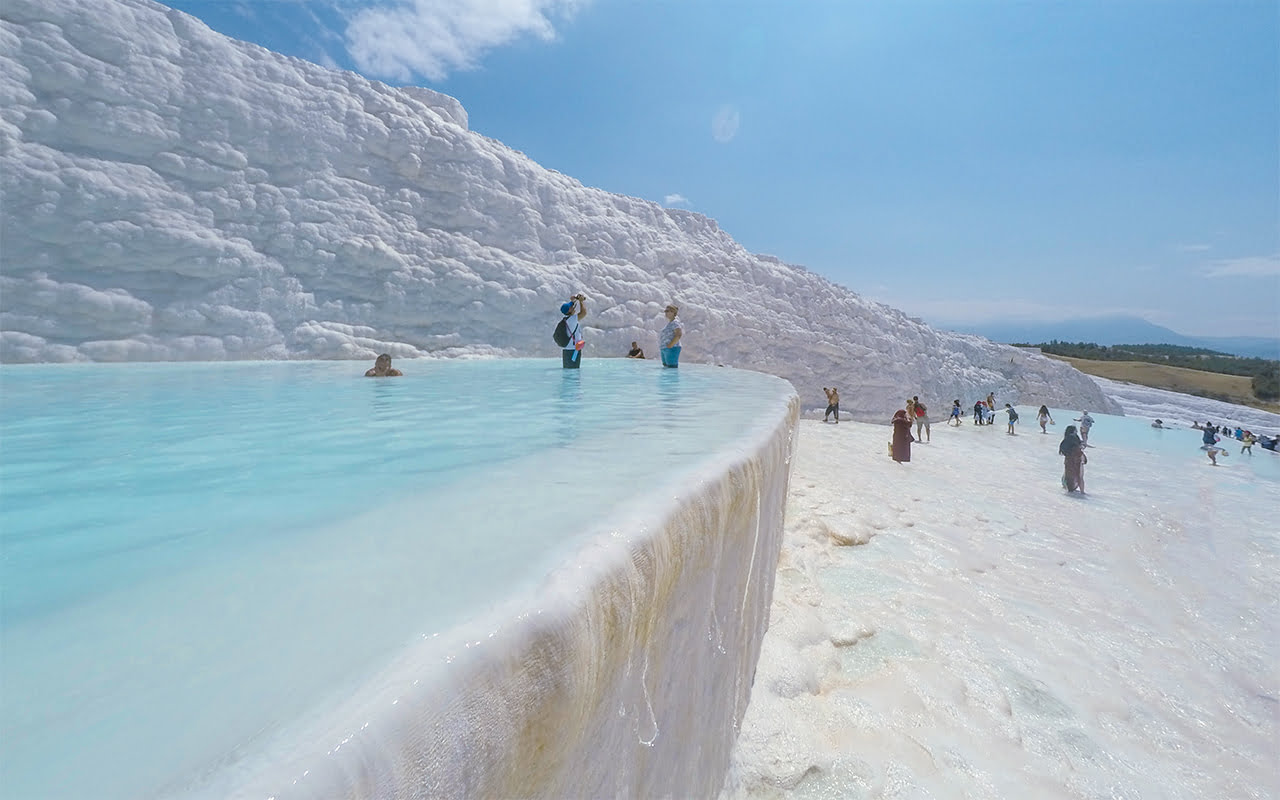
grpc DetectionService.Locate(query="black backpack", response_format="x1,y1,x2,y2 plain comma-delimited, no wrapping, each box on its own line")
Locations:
552,314,571,347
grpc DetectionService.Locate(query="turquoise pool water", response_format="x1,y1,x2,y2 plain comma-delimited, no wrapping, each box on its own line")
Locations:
1024,405,1280,484
0,359,796,799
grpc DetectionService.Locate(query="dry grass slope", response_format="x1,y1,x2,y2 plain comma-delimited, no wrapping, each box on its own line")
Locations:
1047,355,1280,414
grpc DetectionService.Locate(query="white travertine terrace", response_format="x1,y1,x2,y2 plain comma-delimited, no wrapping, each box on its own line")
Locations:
0,0,1120,418
200,393,801,800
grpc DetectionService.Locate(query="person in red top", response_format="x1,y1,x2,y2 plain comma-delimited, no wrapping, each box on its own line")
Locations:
912,395,930,442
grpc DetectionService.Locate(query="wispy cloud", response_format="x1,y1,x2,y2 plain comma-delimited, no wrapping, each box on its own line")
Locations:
663,193,690,207
711,105,740,143
345,0,588,82
1202,254,1280,278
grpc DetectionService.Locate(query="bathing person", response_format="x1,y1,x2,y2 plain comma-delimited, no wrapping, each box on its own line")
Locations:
1202,426,1217,448
1241,431,1256,454
364,354,403,377
823,387,840,423
1075,411,1094,446
659,304,683,368
890,409,914,463
627,341,645,359
1059,425,1087,493
1202,425,1228,465
1036,405,1054,433
912,396,930,442
949,400,962,426
1151,419,1165,429
560,293,587,369
1005,404,1019,434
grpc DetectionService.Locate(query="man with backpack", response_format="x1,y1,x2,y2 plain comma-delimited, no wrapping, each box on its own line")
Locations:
912,395,929,442
555,293,588,369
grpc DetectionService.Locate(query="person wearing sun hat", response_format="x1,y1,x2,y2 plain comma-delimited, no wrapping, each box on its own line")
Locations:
559,293,587,368
659,303,683,368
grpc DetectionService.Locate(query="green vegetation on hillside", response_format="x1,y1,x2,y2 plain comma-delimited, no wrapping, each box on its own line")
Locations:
1015,341,1280,401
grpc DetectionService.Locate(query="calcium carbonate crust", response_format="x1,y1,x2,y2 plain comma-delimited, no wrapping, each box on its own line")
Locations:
0,0,1120,418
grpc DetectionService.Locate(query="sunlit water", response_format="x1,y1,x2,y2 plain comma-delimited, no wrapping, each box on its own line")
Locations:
0,358,794,800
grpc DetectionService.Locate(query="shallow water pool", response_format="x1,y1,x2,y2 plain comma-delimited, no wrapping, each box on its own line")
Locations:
0,358,795,799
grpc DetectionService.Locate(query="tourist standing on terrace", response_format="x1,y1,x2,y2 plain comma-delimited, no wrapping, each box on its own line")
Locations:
823,387,840,423
1059,425,1087,493
891,409,914,463
912,396,930,442
560,293,587,369
949,400,962,426
1075,411,1094,446
659,304,683,368
1005,404,1019,434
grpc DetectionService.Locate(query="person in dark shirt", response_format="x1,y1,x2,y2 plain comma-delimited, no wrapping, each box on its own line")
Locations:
627,341,645,359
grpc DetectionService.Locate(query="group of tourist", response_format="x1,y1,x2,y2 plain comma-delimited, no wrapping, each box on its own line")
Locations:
882,394,1095,494
971,393,1000,425
361,295,1270,491
1192,420,1278,464
361,294,686,377
560,295,683,370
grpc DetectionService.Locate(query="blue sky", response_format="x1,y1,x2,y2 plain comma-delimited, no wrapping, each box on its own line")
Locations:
161,0,1278,339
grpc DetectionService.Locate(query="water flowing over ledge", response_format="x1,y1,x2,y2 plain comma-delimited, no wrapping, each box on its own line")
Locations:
208,391,800,799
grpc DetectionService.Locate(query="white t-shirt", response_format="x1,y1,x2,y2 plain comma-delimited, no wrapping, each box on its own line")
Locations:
660,317,682,348
562,315,583,351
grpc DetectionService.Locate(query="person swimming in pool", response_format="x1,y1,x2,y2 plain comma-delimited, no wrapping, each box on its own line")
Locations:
364,353,403,377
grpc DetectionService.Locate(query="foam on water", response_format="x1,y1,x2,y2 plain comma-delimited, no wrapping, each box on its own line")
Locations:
0,358,799,799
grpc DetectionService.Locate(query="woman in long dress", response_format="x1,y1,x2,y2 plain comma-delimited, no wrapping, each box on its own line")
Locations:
1059,425,1087,493
891,409,914,463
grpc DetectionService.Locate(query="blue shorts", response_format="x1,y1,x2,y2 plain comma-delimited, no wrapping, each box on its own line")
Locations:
660,346,681,367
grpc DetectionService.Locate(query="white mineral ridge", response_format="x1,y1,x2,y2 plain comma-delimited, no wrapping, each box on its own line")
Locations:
0,0,1118,419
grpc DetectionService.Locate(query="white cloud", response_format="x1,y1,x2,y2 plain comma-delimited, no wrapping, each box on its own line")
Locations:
1202,254,1280,278
663,193,690,207
711,105,739,143
345,0,588,82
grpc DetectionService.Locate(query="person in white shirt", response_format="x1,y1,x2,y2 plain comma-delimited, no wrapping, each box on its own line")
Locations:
659,304,683,368
1074,411,1094,446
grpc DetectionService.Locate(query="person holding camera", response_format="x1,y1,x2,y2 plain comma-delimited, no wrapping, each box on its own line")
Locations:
560,293,588,369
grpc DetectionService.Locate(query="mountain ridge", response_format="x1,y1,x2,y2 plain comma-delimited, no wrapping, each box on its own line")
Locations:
938,315,1279,360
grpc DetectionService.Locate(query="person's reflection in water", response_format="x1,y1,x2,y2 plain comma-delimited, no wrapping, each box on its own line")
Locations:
556,369,584,441
657,366,681,430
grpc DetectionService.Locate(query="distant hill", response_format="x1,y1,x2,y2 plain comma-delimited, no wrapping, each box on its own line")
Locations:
939,315,1279,360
